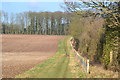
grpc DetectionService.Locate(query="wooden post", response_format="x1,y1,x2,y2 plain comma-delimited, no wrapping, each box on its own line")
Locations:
87,59,89,73
110,50,113,63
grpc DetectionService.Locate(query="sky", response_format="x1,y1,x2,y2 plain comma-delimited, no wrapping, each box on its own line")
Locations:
2,2,65,14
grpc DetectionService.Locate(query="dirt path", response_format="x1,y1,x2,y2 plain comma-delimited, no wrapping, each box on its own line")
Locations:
67,38,86,78
2,35,65,78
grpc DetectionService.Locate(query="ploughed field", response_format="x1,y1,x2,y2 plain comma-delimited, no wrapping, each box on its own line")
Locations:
2,34,65,78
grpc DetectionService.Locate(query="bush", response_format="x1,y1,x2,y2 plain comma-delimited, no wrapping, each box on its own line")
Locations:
69,14,104,61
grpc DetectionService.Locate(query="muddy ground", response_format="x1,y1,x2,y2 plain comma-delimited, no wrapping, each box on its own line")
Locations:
2,35,65,78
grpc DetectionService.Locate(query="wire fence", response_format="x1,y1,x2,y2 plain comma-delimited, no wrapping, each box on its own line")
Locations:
70,37,90,73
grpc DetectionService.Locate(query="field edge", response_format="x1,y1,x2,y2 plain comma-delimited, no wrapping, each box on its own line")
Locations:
15,36,71,78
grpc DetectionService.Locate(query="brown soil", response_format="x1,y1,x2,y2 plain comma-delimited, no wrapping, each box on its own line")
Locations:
2,34,65,78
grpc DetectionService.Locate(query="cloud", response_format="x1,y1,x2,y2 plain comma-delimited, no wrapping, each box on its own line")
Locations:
29,2,40,8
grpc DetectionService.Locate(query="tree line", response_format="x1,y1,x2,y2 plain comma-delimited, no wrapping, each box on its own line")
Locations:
1,11,71,35
64,1,120,72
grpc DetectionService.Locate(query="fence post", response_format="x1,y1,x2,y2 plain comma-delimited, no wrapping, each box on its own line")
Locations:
87,59,89,73
110,50,113,64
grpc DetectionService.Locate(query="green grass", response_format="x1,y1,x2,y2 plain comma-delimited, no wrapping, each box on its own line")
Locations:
16,37,72,78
